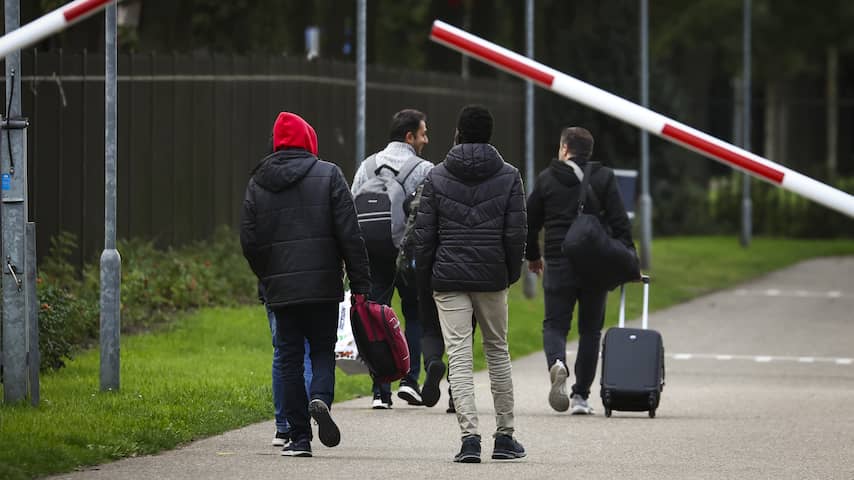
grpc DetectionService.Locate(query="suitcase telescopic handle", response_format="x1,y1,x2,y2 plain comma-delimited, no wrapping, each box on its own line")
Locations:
618,275,651,329
641,274,650,330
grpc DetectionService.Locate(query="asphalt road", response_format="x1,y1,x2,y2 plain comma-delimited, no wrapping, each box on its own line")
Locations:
52,257,854,480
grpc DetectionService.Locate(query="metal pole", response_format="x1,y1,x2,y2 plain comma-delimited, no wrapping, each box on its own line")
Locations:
639,0,652,269
2,0,28,404
355,0,366,167
524,0,535,191
740,0,752,247
522,0,537,299
25,221,38,406
100,1,121,392
461,1,471,79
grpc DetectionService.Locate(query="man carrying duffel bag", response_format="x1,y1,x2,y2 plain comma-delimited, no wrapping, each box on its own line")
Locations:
525,126,637,415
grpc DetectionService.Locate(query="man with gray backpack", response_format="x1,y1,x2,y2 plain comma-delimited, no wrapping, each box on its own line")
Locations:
351,109,433,409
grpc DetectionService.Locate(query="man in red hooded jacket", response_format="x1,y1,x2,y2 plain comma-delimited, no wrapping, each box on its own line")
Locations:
241,112,371,457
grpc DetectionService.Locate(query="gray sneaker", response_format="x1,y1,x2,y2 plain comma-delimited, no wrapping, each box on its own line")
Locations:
548,359,570,412
570,394,594,415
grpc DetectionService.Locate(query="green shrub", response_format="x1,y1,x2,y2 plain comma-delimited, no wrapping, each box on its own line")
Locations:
36,279,98,371
36,226,257,371
708,173,854,237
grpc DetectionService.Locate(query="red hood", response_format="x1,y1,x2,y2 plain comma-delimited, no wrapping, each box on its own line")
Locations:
272,112,318,155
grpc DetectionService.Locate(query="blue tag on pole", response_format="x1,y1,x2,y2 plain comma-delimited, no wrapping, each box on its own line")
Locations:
1,173,10,190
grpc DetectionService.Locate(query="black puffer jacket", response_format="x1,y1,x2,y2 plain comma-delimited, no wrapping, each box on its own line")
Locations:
240,149,371,307
526,158,633,262
414,143,527,292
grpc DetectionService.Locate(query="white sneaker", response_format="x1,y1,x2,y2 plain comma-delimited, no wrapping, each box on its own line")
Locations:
371,393,391,409
397,383,423,405
570,394,594,415
272,431,290,447
548,359,570,412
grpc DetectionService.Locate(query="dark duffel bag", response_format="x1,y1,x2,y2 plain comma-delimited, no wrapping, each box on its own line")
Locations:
560,162,639,291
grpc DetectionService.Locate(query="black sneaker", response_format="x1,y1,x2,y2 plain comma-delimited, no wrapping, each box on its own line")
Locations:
491,434,526,460
371,392,392,409
272,430,290,447
309,399,341,447
281,437,312,457
397,380,423,406
454,435,481,463
421,361,445,407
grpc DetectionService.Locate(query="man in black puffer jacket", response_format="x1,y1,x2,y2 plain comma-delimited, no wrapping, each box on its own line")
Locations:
414,105,527,463
525,126,634,416
241,112,371,458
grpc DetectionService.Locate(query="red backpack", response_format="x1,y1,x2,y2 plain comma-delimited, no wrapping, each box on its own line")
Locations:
350,297,410,383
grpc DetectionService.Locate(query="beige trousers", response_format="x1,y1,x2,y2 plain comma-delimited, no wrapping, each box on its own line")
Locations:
433,289,515,438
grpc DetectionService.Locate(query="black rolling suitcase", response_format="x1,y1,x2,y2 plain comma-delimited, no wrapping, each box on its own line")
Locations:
600,275,665,418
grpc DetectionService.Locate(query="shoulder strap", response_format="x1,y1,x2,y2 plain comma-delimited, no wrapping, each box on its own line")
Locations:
363,155,379,179
395,156,423,186
577,162,593,214
576,162,604,215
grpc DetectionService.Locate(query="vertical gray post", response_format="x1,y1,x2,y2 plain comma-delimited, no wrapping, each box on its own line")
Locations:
25,221,38,405
740,0,752,247
461,2,471,79
2,0,28,404
639,0,652,269
355,0,366,167
524,0,535,192
100,2,121,392
522,0,537,299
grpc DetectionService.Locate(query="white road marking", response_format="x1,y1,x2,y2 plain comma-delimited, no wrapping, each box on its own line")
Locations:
567,351,852,366
733,288,850,299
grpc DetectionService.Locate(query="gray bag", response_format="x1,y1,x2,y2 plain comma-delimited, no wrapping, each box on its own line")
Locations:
354,155,422,259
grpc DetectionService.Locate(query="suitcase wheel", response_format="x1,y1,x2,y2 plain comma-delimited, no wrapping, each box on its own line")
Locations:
648,393,657,418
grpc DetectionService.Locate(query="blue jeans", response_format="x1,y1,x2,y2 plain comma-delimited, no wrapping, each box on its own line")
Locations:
274,302,339,442
370,262,422,397
267,305,312,434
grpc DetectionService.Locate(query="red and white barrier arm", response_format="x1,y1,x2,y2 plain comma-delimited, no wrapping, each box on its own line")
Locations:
430,20,854,219
0,0,113,61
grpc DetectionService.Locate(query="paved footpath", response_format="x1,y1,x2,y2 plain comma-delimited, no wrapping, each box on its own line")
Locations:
52,257,854,480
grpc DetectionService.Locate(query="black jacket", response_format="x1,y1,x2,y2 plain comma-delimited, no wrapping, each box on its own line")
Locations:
414,143,527,292
240,149,371,307
526,158,634,265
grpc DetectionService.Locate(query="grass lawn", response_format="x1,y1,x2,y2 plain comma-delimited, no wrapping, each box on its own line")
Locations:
2,236,853,479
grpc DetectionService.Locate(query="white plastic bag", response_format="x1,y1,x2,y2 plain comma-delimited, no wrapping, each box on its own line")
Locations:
334,291,368,374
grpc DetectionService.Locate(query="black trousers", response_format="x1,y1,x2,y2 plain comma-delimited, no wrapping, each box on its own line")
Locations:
274,302,338,441
417,271,445,371
542,260,608,399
